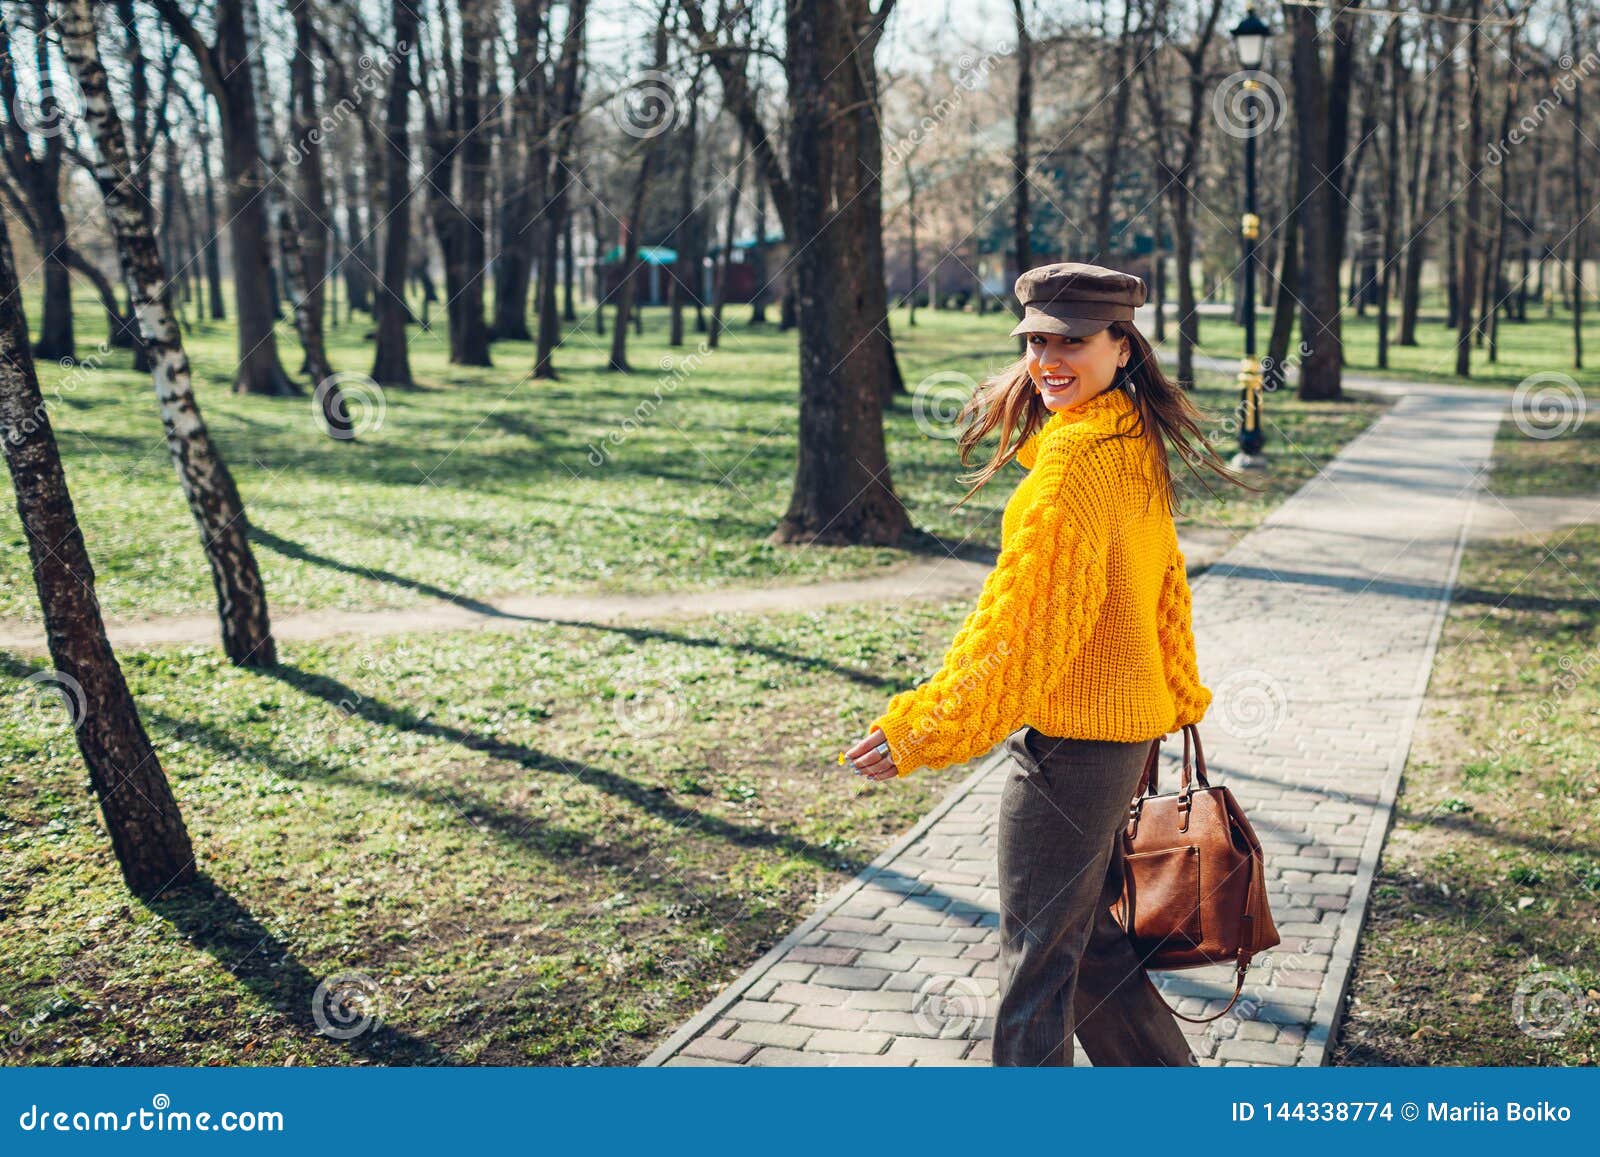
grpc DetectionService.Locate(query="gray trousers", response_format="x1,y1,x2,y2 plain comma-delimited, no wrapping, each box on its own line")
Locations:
993,726,1199,1067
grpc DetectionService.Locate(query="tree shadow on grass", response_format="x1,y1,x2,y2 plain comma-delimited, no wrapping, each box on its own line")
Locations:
141,872,447,1065
263,662,876,877
238,533,911,690
1447,584,1600,618
883,526,1002,563
248,528,507,616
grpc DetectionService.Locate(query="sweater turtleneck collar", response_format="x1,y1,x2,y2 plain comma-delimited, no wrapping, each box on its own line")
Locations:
1014,383,1134,469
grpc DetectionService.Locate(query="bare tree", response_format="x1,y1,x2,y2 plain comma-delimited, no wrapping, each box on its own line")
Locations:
490,0,547,342
0,3,73,359
277,0,351,438
607,5,670,372
423,0,493,366
1454,0,1484,376
1091,0,1139,259
56,0,277,668
0,206,197,898
708,136,745,349
682,0,901,394
1377,17,1401,368
173,86,227,322
777,0,909,546
150,0,299,394
1288,0,1356,399
372,0,420,386
1011,0,1033,293
1140,0,1226,390
1564,0,1585,368
533,0,588,378
667,61,704,348
1397,10,1443,347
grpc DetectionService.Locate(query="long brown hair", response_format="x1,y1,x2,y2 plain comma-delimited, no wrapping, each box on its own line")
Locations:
947,320,1265,518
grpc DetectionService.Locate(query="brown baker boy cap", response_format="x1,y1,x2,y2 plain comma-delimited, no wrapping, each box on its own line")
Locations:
1009,261,1148,338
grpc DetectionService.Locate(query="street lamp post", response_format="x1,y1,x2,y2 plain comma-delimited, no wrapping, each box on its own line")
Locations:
1230,8,1272,471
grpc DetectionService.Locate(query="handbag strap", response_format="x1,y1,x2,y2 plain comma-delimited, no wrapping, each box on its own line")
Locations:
1144,960,1250,1024
1136,839,1267,1025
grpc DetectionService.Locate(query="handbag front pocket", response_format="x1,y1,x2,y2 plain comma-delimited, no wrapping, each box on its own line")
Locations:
1123,844,1204,948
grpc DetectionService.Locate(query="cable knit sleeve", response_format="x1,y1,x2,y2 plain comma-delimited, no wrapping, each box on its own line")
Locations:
869,437,1112,776
1157,547,1212,729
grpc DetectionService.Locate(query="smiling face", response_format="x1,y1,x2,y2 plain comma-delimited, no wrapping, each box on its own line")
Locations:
1024,327,1131,412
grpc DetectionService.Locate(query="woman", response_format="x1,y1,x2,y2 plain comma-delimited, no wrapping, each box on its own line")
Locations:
843,261,1258,1066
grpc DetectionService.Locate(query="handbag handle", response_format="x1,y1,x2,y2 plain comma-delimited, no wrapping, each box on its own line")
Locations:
1134,724,1212,802
1181,724,1212,791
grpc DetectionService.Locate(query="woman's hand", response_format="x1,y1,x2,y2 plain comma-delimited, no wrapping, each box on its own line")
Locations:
844,728,899,781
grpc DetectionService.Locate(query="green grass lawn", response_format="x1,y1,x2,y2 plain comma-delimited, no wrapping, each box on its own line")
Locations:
0,287,1397,1066
1155,295,1600,390
1331,387,1600,1066
2,597,1045,1065
0,292,1384,623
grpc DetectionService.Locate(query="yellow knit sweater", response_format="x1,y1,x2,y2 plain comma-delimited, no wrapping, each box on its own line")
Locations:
870,383,1212,776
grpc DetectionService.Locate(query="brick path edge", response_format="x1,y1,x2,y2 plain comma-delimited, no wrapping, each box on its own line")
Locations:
638,749,1010,1066
1299,457,1488,1067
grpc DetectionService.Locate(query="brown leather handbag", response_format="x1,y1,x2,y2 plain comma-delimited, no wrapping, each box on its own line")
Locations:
1112,724,1280,1023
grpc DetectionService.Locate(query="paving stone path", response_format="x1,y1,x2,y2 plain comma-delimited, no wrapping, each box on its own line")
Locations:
643,377,1514,1068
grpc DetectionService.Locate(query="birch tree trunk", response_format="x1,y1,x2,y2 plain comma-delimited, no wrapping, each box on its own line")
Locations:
56,0,277,669
0,205,196,899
